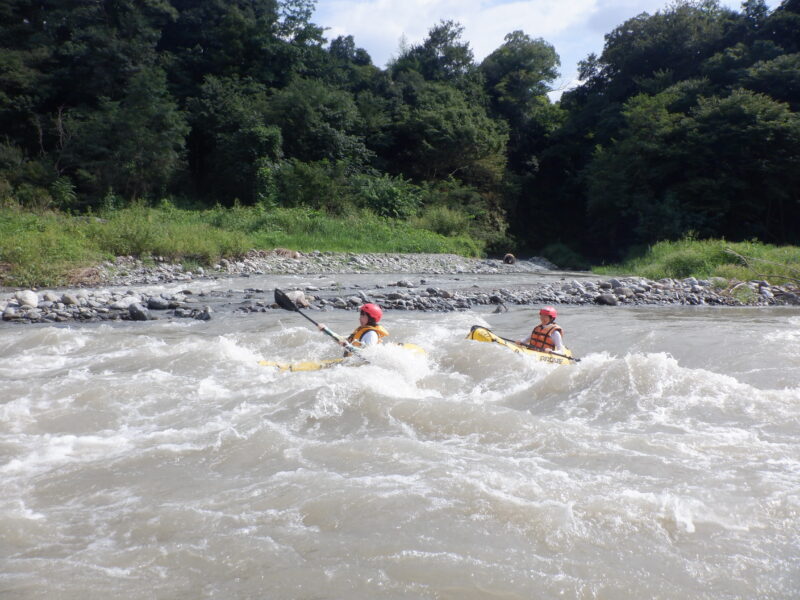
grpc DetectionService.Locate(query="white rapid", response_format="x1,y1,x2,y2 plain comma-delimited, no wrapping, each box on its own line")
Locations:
1,288,799,599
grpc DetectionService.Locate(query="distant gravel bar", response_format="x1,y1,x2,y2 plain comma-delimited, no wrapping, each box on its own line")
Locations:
2,250,799,325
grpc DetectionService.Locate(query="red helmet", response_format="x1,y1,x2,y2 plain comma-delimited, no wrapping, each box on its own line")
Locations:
359,303,383,322
539,306,557,319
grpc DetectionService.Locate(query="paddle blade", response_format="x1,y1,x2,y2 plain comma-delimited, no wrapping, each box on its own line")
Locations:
274,288,299,312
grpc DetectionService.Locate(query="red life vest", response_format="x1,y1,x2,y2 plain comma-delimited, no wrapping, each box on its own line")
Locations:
527,323,563,352
346,324,389,346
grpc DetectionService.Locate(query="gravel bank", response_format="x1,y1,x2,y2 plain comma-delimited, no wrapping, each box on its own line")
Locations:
2,251,799,325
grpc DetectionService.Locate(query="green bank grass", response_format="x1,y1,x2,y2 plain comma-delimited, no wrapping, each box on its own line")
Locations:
594,238,800,285
0,205,481,288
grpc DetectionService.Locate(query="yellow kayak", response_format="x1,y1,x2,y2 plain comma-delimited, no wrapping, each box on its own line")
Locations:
259,343,426,372
466,325,578,365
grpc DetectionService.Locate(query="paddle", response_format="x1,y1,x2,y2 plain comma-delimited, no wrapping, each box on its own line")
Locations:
478,325,580,363
274,288,362,356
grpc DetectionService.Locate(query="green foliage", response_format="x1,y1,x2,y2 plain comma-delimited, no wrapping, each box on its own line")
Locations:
390,20,475,85
0,207,104,287
266,78,371,166
62,67,188,204
248,207,482,255
480,30,560,122
272,159,351,213
595,237,800,284
389,81,508,184
742,53,800,109
349,173,422,219
188,75,280,205
0,203,483,287
1,0,799,266
410,205,471,237
50,177,78,211
584,85,800,254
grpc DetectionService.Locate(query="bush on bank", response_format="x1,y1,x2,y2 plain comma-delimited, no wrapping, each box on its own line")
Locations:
0,204,482,288
595,238,800,285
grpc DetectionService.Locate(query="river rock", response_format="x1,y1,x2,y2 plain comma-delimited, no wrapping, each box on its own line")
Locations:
595,294,619,306
147,296,171,310
15,290,38,307
110,296,141,310
284,290,308,307
128,303,151,321
62,293,80,305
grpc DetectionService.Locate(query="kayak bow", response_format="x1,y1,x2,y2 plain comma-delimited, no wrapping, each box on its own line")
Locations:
466,325,578,365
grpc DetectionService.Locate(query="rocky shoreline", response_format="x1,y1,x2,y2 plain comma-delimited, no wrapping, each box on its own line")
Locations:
2,251,799,325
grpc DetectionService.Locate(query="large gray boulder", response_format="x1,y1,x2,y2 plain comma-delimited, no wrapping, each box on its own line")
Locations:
15,290,39,308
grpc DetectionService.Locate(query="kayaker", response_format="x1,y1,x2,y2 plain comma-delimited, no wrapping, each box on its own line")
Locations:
318,302,388,355
521,306,565,354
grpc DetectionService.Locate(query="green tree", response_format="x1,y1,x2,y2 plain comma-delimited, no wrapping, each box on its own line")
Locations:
585,87,800,251
187,76,281,204
480,31,562,172
388,81,507,185
266,77,372,167
390,20,476,86
63,67,188,203
161,0,325,95
742,53,800,109
480,31,559,123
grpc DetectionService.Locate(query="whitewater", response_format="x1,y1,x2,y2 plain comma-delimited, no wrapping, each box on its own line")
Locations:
1,273,799,599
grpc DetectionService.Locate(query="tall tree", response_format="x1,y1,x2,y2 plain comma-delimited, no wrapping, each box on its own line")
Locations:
480,31,561,171
187,75,281,204
480,31,559,123
585,86,800,250
266,77,371,167
62,66,188,202
390,20,475,86
388,80,507,185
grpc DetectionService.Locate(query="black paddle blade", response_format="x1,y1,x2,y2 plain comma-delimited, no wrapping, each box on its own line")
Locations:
274,288,299,312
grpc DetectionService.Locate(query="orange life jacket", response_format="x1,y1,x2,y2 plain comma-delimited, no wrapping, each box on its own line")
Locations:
527,323,563,352
346,324,389,347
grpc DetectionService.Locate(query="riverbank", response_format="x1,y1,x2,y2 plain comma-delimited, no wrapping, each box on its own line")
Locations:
2,251,799,325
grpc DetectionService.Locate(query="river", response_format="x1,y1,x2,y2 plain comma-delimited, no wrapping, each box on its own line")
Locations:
2,271,799,599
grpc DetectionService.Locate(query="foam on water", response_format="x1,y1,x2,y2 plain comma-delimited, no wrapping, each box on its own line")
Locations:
1,307,799,598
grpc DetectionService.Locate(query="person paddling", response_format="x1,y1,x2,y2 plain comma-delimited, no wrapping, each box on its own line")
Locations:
319,303,388,356
521,306,565,354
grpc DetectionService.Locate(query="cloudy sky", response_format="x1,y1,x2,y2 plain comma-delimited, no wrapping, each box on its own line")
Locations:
312,0,781,96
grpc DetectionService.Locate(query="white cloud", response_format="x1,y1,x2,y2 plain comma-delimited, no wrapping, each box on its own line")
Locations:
314,0,782,96
318,0,599,68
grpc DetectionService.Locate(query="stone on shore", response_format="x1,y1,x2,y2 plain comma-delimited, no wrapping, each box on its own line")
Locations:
15,290,38,307
2,251,800,326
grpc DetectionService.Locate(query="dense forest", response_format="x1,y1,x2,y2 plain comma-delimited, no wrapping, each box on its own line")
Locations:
1,0,799,264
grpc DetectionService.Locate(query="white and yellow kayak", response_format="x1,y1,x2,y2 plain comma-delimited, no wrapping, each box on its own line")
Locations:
259,343,426,372
466,325,577,365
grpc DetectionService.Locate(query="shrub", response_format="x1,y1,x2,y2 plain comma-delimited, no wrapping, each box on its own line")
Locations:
350,173,421,219
410,205,472,237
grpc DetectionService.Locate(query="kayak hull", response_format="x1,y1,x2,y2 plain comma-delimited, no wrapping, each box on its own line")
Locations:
466,325,576,365
260,343,426,371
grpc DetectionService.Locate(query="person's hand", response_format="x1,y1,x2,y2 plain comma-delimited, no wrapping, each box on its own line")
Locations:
318,323,326,331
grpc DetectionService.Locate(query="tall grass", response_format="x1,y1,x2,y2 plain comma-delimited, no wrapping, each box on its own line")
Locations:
595,238,800,284
0,204,481,287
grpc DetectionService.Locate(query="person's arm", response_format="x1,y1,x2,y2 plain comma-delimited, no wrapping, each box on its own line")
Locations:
549,330,564,353
318,323,347,346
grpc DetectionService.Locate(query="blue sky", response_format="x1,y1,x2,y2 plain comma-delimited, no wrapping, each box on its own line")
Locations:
312,0,782,96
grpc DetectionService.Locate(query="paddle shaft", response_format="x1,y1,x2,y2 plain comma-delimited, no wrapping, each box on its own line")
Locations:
494,330,579,362
274,288,361,355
